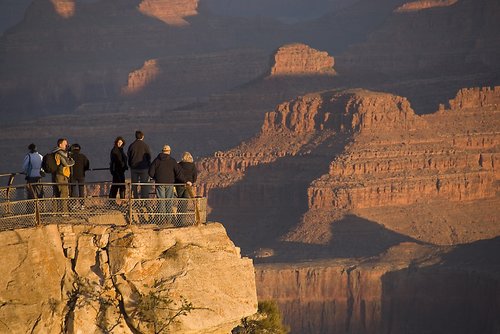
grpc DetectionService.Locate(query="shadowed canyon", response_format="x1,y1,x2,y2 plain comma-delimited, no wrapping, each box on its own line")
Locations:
0,0,499,333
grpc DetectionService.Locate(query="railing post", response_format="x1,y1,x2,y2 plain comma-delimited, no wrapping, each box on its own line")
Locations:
34,198,40,227
127,181,132,225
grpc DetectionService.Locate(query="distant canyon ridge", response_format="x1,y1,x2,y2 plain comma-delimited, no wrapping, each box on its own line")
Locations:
0,0,499,333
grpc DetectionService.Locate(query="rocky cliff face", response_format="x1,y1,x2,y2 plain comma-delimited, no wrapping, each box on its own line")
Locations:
308,86,499,211
337,0,500,75
199,86,499,250
50,0,75,18
0,223,257,333
269,43,336,76
138,0,199,26
122,59,160,95
255,240,500,334
394,0,458,13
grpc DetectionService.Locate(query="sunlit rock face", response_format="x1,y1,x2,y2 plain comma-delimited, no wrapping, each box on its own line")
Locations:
138,0,199,26
269,43,336,76
395,0,459,13
0,223,257,333
122,59,160,95
198,86,499,250
51,0,75,18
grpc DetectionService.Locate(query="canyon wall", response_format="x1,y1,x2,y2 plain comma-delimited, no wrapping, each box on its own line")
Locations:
269,43,336,76
308,86,499,211
138,0,199,26
198,86,499,250
394,0,458,13
337,0,500,75
0,223,257,333
50,0,75,18
255,240,500,334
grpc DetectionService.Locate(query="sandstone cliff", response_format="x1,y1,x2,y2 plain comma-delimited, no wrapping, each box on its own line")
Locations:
50,0,75,18
138,0,199,26
122,59,160,95
255,240,500,334
269,43,336,76
199,86,499,250
394,0,458,13
0,223,257,333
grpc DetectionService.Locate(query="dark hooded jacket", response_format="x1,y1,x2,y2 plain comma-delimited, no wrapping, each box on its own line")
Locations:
110,146,128,175
178,161,197,183
148,153,186,184
70,151,90,180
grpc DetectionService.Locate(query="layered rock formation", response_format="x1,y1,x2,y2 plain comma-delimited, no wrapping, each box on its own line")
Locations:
394,0,458,13
338,0,500,75
199,86,499,249
50,0,75,18
138,0,199,26
0,223,257,333
269,43,336,76
256,240,500,334
308,86,499,211
122,59,160,95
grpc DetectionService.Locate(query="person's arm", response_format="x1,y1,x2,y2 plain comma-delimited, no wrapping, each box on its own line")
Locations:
84,156,90,171
192,164,198,183
174,163,187,184
148,159,156,180
22,154,29,173
59,152,75,167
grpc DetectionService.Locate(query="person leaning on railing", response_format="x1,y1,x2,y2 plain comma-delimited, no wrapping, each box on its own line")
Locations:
176,151,197,199
148,145,189,220
22,143,44,199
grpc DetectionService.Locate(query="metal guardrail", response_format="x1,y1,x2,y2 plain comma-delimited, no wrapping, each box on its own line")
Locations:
0,181,207,232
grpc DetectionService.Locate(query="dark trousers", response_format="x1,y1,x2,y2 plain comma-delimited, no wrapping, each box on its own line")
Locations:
109,172,126,198
71,177,85,198
26,177,43,199
130,169,150,198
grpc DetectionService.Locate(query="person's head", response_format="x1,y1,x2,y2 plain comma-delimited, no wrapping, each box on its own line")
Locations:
181,151,193,163
28,143,37,153
114,136,125,148
162,144,171,155
135,130,144,140
70,143,81,152
57,138,68,150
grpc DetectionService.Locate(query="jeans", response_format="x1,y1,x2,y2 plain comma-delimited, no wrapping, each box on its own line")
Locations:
156,185,175,215
130,169,150,198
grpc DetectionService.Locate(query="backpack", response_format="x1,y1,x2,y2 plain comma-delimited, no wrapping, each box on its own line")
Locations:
42,152,58,174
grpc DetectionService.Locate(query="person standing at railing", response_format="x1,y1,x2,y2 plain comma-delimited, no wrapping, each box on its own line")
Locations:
109,136,128,200
148,145,189,223
22,143,44,199
53,138,75,213
176,152,198,225
127,130,152,199
69,144,90,203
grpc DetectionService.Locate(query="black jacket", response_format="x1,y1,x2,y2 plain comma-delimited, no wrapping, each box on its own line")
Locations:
127,139,151,170
178,161,197,183
149,153,186,184
70,152,90,179
110,146,128,175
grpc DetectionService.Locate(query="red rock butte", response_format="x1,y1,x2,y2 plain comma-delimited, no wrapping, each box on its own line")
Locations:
395,0,459,13
138,0,199,26
269,43,336,76
199,86,500,246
